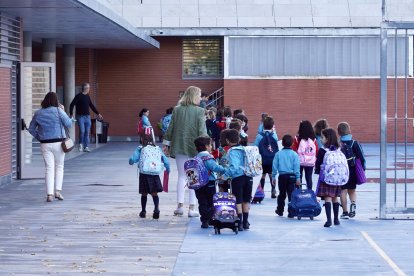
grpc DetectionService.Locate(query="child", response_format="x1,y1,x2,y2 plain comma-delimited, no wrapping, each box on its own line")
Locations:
314,119,329,149
234,113,249,133
292,120,318,190
193,136,226,228
272,134,301,217
159,107,173,142
222,129,253,231
314,128,345,227
257,112,268,134
337,122,366,219
254,116,279,199
206,109,220,149
129,133,170,219
229,118,248,146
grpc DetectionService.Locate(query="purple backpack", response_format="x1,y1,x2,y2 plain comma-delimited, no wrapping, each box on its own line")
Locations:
184,155,213,190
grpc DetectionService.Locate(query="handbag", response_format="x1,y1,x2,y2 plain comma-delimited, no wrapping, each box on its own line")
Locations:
57,107,74,153
355,158,366,185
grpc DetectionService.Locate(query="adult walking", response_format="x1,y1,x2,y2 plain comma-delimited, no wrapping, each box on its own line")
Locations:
69,82,103,152
28,92,72,202
163,86,207,217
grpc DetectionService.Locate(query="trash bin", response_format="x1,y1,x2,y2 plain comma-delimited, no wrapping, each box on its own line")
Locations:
98,121,109,143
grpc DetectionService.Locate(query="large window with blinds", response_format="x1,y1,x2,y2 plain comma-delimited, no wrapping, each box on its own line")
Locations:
182,37,223,79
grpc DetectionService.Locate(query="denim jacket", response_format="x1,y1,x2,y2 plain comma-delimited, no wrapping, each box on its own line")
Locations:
28,107,72,142
223,145,245,179
129,145,170,173
196,151,226,181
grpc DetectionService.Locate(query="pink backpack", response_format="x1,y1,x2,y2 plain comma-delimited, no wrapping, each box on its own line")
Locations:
297,138,317,167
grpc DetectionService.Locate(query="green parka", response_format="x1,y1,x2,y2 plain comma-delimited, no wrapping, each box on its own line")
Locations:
163,104,207,158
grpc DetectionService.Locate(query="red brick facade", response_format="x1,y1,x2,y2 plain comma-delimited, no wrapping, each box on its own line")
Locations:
224,79,414,142
0,67,12,178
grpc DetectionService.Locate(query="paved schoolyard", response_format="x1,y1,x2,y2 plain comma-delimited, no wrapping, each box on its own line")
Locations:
0,142,413,275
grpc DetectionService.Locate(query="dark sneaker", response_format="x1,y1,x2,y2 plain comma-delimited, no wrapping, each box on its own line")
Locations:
201,221,209,228
340,212,350,219
153,210,160,219
139,210,146,218
287,213,294,218
243,221,250,230
334,219,340,225
349,203,356,218
275,209,283,216
324,221,332,227
237,223,244,232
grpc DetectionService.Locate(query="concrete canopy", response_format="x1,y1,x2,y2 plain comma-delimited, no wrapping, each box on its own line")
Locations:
0,0,159,49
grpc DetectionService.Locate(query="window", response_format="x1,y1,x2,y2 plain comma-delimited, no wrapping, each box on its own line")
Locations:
182,38,223,79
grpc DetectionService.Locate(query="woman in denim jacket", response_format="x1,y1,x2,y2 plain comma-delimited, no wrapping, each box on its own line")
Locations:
28,92,72,202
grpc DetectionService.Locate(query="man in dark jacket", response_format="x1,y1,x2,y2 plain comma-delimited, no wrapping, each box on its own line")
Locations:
69,82,103,152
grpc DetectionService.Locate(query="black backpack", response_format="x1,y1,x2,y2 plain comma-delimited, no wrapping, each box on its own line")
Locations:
258,132,279,166
341,140,356,167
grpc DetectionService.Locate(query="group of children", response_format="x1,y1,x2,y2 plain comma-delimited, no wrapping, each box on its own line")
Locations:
131,104,366,229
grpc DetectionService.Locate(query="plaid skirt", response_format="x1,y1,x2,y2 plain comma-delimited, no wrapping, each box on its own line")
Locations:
139,173,163,194
316,182,341,198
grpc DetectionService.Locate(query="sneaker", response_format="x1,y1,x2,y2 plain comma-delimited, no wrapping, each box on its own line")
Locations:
287,213,294,218
78,145,83,152
201,221,209,228
173,207,183,216
139,211,146,218
275,209,283,216
349,203,356,218
237,223,244,232
83,147,91,152
153,210,160,219
188,209,199,217
340,212,350,219
271,191,277,199
243,221,250,230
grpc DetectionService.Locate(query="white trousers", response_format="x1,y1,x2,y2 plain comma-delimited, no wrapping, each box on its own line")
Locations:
175,154,196,205
40,142,65,195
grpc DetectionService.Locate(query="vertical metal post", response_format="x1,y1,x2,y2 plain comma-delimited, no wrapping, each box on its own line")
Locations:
404,29,408,207
393,29,398,208
380,24,388,219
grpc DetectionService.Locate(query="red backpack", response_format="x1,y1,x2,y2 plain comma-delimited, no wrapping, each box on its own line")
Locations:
137,119,144,135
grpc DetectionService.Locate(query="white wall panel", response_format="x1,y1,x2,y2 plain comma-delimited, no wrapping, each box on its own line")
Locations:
228,36,408,77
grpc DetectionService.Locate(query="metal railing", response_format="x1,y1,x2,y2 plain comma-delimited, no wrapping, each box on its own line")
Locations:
206,86,224,108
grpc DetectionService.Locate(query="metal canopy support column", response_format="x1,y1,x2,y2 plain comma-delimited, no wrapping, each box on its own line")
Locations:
379,23,387,219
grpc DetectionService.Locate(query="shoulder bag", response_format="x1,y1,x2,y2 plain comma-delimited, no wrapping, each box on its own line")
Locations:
57,107,74,153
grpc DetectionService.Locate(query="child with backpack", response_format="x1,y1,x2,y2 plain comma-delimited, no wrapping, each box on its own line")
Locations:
222,129,253,231
337,122,366,219
257,112,268,134
129,132,170,219
193,136,226,228
272,134,301,217
254,116,279,199
314,128,349,227
159,107,173,142
229,118,248,146
137,108,152,143
313,119,329,150
292,120,318,190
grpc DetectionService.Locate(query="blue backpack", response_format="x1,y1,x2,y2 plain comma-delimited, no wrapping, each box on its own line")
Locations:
184,155,213,190
258,132,279,166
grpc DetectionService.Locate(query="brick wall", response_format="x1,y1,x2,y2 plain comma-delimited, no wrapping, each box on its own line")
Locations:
224,79,414,143
95,37,223,137
0,67,12,177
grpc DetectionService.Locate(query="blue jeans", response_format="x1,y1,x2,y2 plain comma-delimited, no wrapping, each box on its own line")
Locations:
77,115,91,148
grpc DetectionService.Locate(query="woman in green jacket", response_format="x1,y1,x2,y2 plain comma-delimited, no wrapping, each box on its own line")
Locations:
163,86,207,217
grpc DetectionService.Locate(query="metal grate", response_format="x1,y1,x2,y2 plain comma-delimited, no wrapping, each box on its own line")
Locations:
182,37,223,79
1,12,21,178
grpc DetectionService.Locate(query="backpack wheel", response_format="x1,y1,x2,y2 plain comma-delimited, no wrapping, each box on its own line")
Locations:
310,216,314,220
234,227,238,234
297,216,301,220
214,227,219,235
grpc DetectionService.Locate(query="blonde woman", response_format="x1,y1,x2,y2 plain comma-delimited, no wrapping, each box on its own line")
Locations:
163,86,207,217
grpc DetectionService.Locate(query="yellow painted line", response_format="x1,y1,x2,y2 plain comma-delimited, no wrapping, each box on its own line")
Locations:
361,231,406,276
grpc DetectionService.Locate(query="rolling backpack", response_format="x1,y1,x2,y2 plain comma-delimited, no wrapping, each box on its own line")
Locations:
340,140,356,167
258,132,279,166
184,155,213,190
297,138,317,167
138,145,164,175
322,148,349,185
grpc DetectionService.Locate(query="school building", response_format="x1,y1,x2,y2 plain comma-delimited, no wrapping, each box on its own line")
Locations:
0,0,413,185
